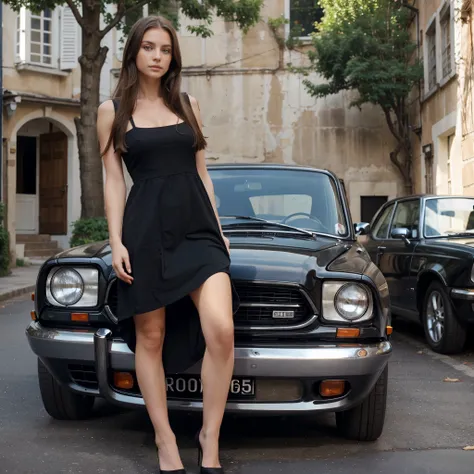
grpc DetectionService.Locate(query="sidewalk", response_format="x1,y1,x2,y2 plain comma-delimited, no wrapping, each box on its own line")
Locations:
0,264,42,302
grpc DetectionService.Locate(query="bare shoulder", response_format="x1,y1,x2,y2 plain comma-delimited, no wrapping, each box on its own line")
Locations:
186,94,199,107
186,94,202,124
98,99,115,117
97,100,115,128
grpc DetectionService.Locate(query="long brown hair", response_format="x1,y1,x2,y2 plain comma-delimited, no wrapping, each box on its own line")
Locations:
102,15,207,156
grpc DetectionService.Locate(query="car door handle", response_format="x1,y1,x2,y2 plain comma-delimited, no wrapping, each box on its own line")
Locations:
377,246,386,252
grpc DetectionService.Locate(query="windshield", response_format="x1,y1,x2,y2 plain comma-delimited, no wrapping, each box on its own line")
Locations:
424,197,474,237
209,168,349,237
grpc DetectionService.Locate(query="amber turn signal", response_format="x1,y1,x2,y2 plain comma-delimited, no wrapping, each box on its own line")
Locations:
336,327,360,338
386,325,393,335
320,380,346,397
31,292,35,301
114,372,134,390
71,313,89,322
30,310,37,321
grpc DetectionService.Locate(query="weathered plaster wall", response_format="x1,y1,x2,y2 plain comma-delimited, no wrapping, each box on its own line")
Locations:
412,0,462,196
180,68,400,221
459,1,474,193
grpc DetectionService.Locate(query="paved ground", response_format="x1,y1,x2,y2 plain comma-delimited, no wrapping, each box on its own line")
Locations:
0,263,42,302
1,295,474,473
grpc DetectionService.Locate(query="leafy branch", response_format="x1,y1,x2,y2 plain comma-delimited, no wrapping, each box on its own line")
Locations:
301,0,423,192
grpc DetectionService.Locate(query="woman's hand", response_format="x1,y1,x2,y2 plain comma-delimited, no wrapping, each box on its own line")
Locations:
111,242,134,284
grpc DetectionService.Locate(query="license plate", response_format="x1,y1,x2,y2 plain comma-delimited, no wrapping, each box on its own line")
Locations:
165,375,256,400
272,310,295,319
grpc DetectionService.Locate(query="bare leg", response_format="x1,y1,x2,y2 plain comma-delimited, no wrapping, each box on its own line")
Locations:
134,308,184,470
189,272,235,468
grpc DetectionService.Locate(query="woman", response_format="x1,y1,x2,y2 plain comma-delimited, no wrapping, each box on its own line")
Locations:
97,15,238,474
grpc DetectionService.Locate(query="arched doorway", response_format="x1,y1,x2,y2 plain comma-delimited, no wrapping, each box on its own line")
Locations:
16,119,68,236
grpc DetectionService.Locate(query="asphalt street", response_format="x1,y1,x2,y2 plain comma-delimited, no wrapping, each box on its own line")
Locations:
1,295,474,474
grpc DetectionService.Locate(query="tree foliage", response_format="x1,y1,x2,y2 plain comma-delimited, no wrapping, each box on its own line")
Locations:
303,0,423,191
4,0,264,219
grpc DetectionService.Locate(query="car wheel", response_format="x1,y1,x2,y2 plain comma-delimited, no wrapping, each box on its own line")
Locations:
37,358,95,420
422,281,466,354
335,365,388,442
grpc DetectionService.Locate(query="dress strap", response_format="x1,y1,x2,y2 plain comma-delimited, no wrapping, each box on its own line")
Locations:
129,116,137,128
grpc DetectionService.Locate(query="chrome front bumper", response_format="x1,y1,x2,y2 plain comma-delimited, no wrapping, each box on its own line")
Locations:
26,321,392,414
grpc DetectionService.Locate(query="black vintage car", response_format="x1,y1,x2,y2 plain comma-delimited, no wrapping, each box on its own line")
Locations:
26,164,392,441
358,194,474,354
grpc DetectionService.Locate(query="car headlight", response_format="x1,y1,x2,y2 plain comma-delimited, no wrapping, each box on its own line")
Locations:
46,267,99,307
322,281,374,322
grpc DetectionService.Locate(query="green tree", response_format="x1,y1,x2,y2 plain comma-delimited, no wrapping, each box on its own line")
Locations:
5,0,263,218
302,0,423,192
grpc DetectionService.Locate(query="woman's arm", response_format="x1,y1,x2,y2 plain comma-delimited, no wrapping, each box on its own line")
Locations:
97,100,133,282
188,95,228,247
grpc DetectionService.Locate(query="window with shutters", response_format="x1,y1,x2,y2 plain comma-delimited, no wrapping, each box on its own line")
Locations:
423,1,455,97
426,22,437,92
440,3,453,79
15,6,80,71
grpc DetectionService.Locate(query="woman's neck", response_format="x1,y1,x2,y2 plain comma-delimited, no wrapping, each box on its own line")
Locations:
137,76,162,101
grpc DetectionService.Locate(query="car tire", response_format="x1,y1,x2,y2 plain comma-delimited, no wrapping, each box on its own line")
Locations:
335,365,388,442
37,358,95,420
422,281,466,354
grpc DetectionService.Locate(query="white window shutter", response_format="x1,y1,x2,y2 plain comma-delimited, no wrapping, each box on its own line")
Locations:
59,6,79,70
16,7,28,63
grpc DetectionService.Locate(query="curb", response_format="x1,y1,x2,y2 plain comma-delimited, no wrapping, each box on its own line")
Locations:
0,285,36,303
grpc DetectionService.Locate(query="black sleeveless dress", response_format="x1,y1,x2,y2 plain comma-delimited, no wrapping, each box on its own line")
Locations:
111,96,239,374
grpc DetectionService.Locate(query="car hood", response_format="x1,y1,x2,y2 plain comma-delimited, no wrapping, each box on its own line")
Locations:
55,240,111,259
226,240,348,284
54,237,356,285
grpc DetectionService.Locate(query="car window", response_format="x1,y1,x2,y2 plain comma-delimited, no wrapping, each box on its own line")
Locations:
210,168,349,237
249,194,312,220
424,197,474,237
390,200,420,238
371,204,394,239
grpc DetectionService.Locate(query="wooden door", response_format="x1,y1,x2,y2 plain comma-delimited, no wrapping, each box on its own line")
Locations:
39,132,68,235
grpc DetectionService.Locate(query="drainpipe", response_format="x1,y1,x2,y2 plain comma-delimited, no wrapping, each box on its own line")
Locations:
0,2,3,202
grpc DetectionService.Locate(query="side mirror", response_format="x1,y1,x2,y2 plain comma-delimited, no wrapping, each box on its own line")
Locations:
391,227,411,242
354,222,370,235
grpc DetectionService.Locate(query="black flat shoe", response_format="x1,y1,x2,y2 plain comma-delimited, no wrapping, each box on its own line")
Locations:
195,431,224,474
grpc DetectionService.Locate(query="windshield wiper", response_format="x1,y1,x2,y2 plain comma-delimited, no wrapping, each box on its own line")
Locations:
221,215,317,238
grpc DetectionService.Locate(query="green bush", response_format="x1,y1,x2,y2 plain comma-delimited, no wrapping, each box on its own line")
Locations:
70,217,109,248
0,203,10,276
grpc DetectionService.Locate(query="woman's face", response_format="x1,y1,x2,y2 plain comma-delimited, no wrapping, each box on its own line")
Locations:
135,27,173,80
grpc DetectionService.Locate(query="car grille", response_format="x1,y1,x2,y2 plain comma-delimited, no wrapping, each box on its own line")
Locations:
232,282,314,328
68,364,98,390
105,279,315,329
